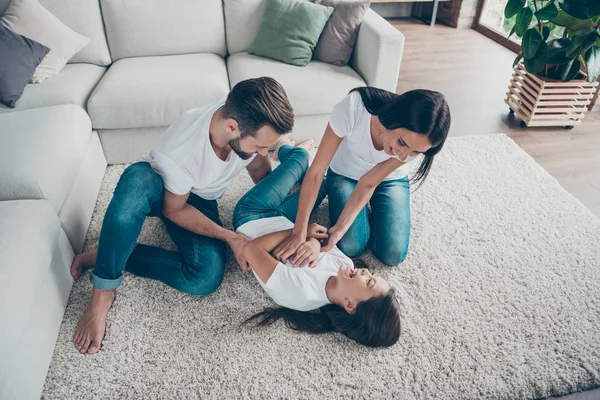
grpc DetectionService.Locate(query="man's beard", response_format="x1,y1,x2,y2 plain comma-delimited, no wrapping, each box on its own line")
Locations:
228,137,253,160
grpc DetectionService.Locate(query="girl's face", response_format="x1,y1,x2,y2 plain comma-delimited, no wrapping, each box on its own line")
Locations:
382,128,433,162
336,266,390,312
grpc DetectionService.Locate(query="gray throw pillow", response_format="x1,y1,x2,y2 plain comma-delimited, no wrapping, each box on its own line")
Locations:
0,25,49,108
313,0,370,66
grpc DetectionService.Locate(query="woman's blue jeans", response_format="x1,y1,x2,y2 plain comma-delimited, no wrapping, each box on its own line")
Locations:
90,162,226,296
233,145,327,230
326,168,411,266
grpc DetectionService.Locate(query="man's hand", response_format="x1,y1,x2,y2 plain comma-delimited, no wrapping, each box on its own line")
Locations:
228,233,250,272
321,225,346,252
307,223,329,241
289,238,321,268
273,230,306,264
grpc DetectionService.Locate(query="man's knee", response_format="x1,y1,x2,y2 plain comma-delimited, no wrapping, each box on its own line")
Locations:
110,164,163,220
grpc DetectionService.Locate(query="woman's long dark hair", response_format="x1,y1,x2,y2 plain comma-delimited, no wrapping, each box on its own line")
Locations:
244,260,401,348
350,86,451,188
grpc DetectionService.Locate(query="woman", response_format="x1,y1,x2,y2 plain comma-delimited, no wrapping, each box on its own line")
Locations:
234,139,401,348
273,87,451,266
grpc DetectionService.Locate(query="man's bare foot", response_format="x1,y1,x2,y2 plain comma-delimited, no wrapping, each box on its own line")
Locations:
272,137,296,162
73,288,115,354
70,252,97,280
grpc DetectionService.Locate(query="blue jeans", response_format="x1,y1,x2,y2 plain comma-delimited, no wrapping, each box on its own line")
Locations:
326,168,411,266
90,162,226,295
233,145,326,229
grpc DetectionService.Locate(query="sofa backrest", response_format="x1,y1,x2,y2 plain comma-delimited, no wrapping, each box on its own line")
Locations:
100,0,227,61
223,0,266,55
0,0,111,66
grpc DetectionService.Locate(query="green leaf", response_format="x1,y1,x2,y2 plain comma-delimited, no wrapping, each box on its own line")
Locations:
585,46,600,82
589,2,600,18
536,1,559,20
513,52,524,67
524,41,549,74
516,8,534,37
543,26,551,40
559,0,591,20
551,10,591,29
508,24,517,39
505,0,526,18
561,58,581,81
523,28,544,58
547,38,572,64
566,30,599,58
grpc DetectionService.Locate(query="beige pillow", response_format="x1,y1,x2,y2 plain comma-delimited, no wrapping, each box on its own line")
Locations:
0,0,90,83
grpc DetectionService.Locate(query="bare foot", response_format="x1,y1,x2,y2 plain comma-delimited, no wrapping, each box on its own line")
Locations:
272,137,296,162
73,288,115,354
70,252,97,280
295,138,315,153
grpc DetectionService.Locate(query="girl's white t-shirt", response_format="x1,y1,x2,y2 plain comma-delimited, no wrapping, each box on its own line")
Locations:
236,216,354,312
138,98,256,200
328,91,411,181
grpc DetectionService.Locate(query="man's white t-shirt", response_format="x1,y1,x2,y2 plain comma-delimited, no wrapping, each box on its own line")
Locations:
328,91,411,181
236,216,354,312
138,98,256,200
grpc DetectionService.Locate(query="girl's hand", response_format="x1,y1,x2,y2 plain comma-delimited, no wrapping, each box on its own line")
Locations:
273,230,306,263
290,239,321,268
321,225,346,252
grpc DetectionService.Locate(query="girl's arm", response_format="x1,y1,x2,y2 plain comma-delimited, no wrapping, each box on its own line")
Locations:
322,157,404,252
243,229,293,284
273,125,342,262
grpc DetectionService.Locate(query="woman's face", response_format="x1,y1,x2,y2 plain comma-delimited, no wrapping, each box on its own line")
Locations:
382,128,433,162
336,266,390,310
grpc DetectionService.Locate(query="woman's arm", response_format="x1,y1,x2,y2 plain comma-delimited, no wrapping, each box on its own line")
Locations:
243,229,294,284
273,126,342,262
322,157,404,252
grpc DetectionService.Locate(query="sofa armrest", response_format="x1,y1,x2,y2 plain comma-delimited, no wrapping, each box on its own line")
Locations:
349,9,405,93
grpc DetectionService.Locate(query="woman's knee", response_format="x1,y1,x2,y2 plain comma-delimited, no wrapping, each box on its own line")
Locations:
337,234,368,258
373,243,409,266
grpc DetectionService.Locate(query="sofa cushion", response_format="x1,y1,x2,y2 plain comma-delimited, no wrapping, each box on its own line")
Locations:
0,199,74,400
0,63,105,113
227,52,365,116
100,0,226,61
0,105,92,212
40,0,111,66
88,53,230,129
224,0,266,55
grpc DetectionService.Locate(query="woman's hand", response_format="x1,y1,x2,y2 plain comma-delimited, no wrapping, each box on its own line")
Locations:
321,225,346,252
273,229,307,264
289,238,321,268
307,223,329,241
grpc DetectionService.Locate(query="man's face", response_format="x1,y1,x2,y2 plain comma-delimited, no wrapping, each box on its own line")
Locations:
229,124,281,160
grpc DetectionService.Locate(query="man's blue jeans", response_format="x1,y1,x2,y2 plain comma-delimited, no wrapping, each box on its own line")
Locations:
326,168,411,266
233,145,326,230
90,162,226,295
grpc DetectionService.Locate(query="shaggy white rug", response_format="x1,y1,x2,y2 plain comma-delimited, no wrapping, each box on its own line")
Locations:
43,135,600,399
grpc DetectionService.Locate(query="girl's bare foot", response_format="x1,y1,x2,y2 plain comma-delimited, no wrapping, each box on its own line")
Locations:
73,288,115,355
70,252,97,280
295,138,315,153
272,137,296,162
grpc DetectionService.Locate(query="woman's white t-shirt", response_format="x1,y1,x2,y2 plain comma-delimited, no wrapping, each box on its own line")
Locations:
138,98,256,200
328,91,410,181
236,216,354,312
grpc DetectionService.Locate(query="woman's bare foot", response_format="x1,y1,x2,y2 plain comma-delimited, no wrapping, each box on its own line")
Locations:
73,288,115,354
70,252,97,280
272,137,296,162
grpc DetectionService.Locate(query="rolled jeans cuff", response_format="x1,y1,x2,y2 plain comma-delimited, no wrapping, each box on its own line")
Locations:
90,271,123,291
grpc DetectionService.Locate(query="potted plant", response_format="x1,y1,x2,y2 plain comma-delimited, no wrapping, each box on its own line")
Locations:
503,0,600,128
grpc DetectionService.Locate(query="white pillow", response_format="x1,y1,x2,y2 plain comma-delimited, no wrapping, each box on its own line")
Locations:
0,0,90,83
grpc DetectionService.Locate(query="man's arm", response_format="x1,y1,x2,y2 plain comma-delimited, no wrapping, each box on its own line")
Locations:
161,189,250,271
246,154,272,184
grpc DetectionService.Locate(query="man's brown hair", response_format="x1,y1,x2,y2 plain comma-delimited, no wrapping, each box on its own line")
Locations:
222,77,294,137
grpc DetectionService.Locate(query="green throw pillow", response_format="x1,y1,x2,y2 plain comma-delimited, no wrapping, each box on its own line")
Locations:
249,0,334,67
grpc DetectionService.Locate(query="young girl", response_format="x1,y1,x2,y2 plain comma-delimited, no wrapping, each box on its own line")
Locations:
234,139,401,348
273,87,451,266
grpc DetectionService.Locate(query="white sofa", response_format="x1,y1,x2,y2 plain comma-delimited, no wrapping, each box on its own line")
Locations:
0,0,404,398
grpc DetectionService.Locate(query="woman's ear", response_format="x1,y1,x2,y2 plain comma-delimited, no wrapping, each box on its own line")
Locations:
343,298,357,314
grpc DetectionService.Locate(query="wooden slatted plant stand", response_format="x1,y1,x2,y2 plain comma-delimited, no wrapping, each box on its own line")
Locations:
505,63,599,129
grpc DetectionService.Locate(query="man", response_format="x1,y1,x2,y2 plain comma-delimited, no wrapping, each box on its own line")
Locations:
72,77,294,354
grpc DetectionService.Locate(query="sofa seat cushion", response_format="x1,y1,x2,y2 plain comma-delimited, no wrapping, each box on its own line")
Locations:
0,105,92,212
87,53,230,129
0,63,105,114
0,199,74,400
227,52,365,116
